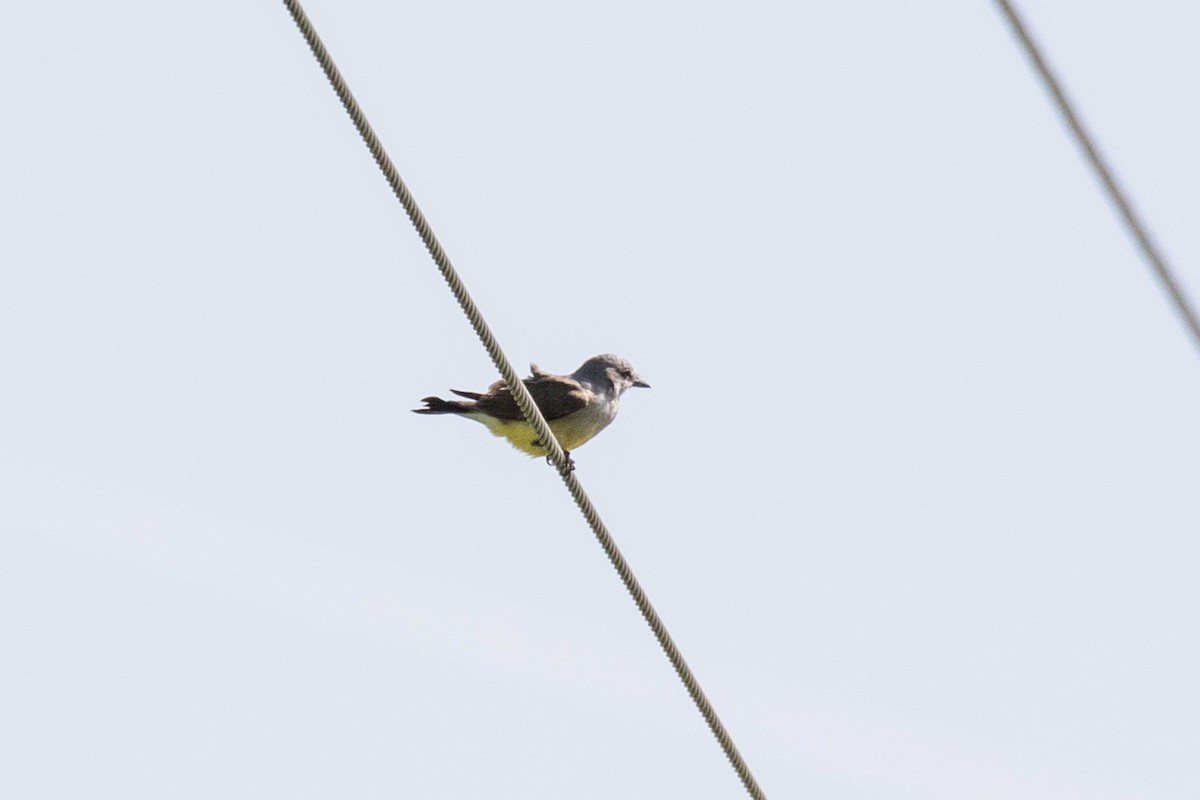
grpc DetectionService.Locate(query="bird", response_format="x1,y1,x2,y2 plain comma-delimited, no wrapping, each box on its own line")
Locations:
413,354,649,467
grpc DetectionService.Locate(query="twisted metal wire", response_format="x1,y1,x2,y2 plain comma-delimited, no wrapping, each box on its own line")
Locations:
994,0,1200,356
282,2,766,797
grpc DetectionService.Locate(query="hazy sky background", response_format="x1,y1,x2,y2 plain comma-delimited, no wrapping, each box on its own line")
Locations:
2,2,1198,798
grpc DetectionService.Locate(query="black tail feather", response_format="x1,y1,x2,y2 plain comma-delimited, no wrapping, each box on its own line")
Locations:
413,396,472,415
450,389,484,400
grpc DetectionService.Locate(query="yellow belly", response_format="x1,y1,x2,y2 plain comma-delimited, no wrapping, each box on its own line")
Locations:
477,413,609,455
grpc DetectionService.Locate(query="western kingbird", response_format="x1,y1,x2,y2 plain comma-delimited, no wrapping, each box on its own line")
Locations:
414,354,648,464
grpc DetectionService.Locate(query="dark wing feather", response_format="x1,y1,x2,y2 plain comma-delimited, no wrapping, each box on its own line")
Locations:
471,374,589,421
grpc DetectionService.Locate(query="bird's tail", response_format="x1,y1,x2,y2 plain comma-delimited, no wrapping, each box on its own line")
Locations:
413,396,473,415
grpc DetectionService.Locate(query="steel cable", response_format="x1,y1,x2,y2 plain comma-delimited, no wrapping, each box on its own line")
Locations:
994,0,1200,356
282,2,767,797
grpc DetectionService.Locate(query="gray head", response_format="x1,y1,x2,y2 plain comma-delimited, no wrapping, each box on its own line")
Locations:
572,354,650,394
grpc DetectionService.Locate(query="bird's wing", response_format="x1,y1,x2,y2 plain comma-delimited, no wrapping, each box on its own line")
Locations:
472,374,590,421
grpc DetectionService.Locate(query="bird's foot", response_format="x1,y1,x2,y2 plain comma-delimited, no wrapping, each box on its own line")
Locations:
544,450,575,472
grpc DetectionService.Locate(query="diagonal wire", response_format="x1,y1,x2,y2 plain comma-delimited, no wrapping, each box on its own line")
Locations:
281,2,767,797
993,0,1200,356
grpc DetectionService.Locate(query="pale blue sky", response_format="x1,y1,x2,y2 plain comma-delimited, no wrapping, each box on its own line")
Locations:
2,2,1198,798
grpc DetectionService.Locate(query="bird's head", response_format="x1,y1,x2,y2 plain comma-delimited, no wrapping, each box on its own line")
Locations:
576,354,650,395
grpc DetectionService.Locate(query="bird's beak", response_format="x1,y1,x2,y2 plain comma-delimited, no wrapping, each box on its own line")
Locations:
632,375,650,389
